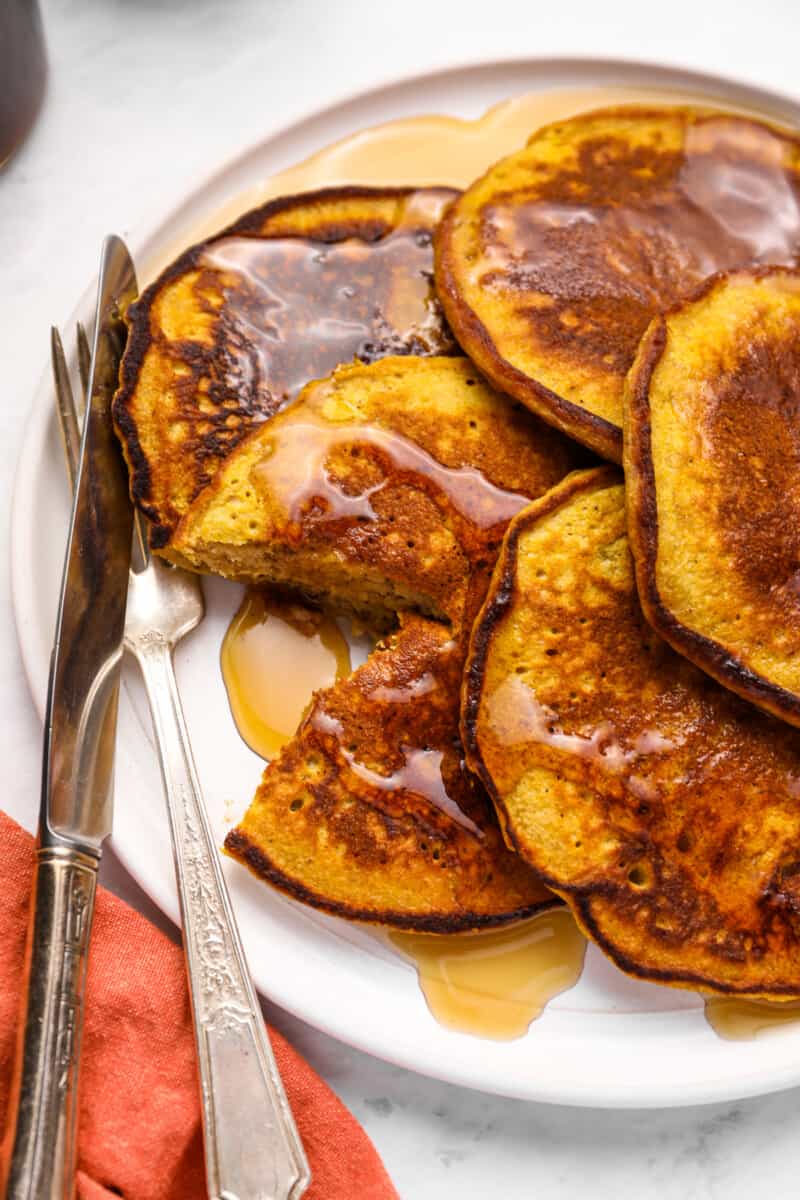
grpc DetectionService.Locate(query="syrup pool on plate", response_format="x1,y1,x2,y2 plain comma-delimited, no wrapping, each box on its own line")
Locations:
221,589,351,759
148,84,768,279
705,996,800,1040
390,910,586,1040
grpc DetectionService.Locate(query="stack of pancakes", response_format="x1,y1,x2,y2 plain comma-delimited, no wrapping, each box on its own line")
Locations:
114,107,800,998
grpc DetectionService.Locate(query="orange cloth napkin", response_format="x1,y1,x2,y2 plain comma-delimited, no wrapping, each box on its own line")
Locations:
0,811,399,1200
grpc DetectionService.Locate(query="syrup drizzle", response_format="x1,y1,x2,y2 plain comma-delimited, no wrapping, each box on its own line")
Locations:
705,996,800,1040
486,675,679,768
390,909,586,1040
252,415,529,529
344,745,482,838
369,672,438,703
481,123,800,305
221,589,351,759
311,708,481,836
200,193,455,415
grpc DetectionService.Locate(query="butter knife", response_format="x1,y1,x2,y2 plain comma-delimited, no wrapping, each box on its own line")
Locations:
49,249,310,1200
3,237,136,1200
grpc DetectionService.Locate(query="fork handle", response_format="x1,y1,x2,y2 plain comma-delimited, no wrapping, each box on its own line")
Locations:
133,635,310,1200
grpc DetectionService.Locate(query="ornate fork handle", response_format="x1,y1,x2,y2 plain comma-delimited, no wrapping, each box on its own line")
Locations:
132,633,310,1200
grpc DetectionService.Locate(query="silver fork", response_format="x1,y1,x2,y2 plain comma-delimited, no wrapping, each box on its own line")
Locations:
52,326,310,1200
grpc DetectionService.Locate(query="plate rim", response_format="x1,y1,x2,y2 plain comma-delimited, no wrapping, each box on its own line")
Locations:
13,53,800,1110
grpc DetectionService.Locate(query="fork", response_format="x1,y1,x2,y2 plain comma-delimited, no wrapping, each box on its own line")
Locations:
52,326,310,1200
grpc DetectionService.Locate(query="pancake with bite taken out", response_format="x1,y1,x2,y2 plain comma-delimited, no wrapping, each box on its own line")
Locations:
189,354,582,929
164,355,583,632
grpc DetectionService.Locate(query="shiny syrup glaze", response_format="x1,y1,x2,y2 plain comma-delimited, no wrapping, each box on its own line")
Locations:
473,476,800,998
369,671,438,703
199,188,456,415
342,746,482,838
311,707,481,836
705,997,800,1039
486,676,682,808
221,589,351,759
487,676,679,767
482,120,800,295
390,910,586,1040
470,112,800,385
252,414,530,530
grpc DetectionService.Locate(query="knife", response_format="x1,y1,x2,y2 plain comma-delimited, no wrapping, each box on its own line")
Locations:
3,237,137,1200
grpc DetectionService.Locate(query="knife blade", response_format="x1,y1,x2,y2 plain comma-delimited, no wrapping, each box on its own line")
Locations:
3,236,137,1200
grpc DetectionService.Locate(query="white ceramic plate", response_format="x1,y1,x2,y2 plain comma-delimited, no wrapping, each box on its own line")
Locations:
13,57,800,1109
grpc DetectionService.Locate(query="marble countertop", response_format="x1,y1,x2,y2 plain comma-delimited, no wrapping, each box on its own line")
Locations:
2,0,799,1194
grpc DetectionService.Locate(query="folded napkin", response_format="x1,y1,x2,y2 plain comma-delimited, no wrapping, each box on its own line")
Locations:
0,812,399,1200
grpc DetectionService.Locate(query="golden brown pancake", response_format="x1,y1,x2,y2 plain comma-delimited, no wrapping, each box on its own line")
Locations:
205,355,582,929
435,106,800,460
114,185,458,548
165,355,582,633
625,267,800,727
464,467,800,996
226,612,555,930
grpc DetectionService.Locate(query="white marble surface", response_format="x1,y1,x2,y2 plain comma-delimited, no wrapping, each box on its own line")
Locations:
3,0,800,1195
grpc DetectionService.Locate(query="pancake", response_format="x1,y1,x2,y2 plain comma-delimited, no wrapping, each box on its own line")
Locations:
165,355,582,633
113,185,458,548
226,612,555,930
435,106,800,460
206,355,582,928
625,267,800,727
464,467,800,996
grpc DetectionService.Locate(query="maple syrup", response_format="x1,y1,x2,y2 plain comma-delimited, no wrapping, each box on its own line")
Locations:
253,413,529,529
149,84,769,280
463,117,800,375
310,707,482,836
705,996,800,1040
390,909,586,1040
221,589,351,759
486,675,678,769
199,186,455,418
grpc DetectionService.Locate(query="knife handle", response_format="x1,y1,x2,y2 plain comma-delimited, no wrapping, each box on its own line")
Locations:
134,636,310,1200
3,846,98,1200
